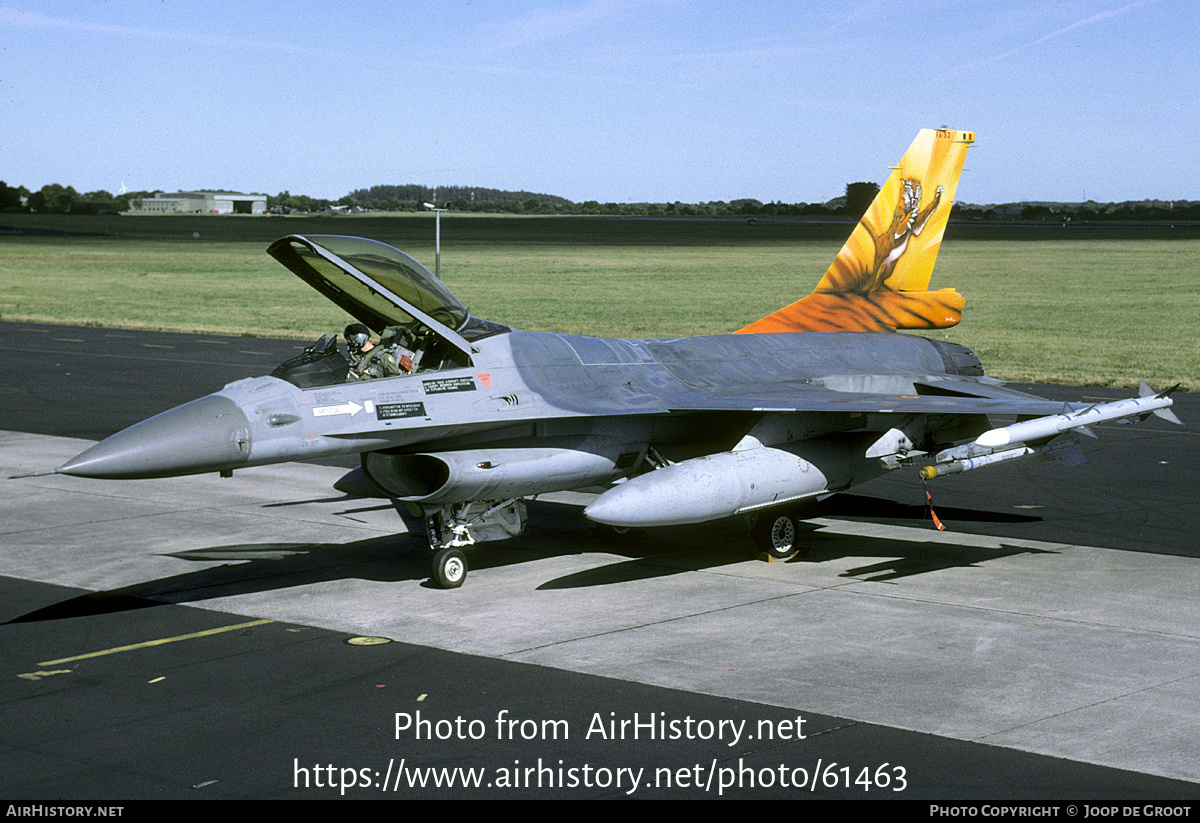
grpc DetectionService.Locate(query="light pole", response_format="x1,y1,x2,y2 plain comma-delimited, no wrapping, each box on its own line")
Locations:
422,202,448,279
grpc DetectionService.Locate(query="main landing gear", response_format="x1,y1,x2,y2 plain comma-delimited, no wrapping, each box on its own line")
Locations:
752,510,810,560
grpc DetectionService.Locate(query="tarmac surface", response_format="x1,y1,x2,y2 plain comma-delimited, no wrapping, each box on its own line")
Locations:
2,321,1199,800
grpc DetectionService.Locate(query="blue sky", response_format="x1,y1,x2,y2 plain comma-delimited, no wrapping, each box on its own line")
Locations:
2,0,1195,205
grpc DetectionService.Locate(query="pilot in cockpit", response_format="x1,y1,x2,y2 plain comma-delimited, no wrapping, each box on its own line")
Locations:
344,322,417,380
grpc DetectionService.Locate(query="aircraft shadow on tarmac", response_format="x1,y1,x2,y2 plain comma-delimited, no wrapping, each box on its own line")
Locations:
5,493,1049,623
537,491,1048,588
814,492,1042,525
538,522,1055,589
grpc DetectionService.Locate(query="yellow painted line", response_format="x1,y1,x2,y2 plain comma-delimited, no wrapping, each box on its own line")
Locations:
38,618,274,666
17,670,72,681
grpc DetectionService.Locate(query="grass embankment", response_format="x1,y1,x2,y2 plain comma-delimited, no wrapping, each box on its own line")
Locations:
1,213,1196,389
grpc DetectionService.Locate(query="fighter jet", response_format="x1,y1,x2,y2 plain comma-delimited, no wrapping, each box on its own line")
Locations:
45,128,1180,588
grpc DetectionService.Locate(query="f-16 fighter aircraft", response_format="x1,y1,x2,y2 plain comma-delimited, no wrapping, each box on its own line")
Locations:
45,128,1180,587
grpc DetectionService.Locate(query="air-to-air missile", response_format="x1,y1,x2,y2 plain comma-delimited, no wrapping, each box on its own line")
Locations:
919,382,1180,479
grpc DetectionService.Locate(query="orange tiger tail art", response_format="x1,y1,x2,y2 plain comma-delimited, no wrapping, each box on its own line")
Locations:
737,128,975,335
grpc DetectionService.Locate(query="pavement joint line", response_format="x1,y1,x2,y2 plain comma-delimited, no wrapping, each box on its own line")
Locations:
0,509,212,536
975,668,1200,745
0,496,288,536
798,582,1200,642
497,589,820,658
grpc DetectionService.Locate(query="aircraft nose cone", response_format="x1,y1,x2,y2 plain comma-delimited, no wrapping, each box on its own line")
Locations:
56,395,253,479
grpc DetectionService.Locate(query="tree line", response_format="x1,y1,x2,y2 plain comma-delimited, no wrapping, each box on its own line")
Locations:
3,179,1197,221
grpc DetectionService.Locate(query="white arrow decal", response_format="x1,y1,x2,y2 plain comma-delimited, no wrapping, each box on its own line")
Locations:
312,401,363,418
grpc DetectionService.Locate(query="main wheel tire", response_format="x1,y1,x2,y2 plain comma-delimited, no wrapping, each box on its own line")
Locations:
754,512,800,559
432,547,467,589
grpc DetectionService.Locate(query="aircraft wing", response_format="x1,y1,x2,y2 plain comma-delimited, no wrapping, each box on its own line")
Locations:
583,377,1180,531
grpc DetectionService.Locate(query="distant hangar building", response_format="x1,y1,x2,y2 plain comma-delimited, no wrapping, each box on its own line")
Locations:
133,191,267,215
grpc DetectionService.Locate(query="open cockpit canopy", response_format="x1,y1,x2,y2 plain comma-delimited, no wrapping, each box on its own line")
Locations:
267,234,474,357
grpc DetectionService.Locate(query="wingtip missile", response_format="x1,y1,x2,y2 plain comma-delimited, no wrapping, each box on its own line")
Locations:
925,384,1181,478
973,386,1180,451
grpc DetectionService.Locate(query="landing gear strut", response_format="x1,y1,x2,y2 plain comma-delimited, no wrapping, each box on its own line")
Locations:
422,499,528,588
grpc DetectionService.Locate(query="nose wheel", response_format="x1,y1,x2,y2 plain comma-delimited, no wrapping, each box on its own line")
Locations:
431,547,467,589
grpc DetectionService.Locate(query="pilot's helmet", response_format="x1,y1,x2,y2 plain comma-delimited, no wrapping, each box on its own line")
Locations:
343,323,371,351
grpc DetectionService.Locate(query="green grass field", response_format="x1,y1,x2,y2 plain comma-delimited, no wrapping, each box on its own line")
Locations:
2,212,1197,389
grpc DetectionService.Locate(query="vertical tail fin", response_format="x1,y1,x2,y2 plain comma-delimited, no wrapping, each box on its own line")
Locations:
738,128,974,334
